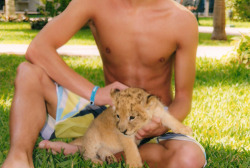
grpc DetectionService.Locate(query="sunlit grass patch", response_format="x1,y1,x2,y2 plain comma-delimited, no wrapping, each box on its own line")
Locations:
185,58,250,167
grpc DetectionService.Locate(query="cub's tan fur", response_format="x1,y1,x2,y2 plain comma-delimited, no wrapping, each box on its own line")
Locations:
71,88,192,168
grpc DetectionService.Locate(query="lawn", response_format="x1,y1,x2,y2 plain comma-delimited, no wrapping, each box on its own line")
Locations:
0,22,96,45
199,17,250,28
0,54,249,167
0,22,236,46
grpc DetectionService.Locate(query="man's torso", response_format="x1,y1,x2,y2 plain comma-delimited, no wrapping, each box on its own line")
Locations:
87,0,190,105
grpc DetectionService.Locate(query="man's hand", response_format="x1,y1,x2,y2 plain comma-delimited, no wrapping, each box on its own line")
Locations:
135,116,168,140
94,81,128,106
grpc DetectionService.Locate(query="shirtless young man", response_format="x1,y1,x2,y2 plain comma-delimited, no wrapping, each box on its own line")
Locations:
2,0,206,167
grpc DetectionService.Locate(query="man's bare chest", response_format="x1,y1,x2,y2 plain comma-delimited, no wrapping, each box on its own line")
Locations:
89,2,177,65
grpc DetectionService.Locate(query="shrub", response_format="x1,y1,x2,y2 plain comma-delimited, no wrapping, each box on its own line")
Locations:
30,18,48,30
223,34,250,69
0,14,29,22
235,34,250,68
226,0,250,21
38,0,72,17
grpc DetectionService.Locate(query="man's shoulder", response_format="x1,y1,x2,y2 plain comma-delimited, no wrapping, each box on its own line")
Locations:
171,3,197,27
159,0,197,30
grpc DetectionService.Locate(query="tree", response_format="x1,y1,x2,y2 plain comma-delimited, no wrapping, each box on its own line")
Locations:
211,0,227,40
5,0,16,20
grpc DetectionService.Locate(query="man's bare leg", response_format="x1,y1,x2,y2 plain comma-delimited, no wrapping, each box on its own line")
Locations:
39,139,205,168
2,62,57,168
139,140,206,168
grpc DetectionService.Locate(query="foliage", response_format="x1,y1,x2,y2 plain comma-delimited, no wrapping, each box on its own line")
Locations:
222,33,250,69
226,0,250,21
39,0,72,17
30,18,48,30
0,13,29,22
0,55,249,167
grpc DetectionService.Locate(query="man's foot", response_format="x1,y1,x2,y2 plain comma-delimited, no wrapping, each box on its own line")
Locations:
2,151,32,168
38,140,79,155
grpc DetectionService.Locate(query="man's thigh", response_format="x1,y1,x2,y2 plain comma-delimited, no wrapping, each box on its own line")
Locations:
139,139,206,168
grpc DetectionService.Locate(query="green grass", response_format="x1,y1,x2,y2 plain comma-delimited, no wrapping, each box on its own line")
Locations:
199,33,235,46
0,22,96,45
0,22,240,46
0,54,249,167
199,17,250,28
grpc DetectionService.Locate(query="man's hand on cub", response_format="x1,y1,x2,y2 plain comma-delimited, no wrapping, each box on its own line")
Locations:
136,116,167,140
94,81,128,106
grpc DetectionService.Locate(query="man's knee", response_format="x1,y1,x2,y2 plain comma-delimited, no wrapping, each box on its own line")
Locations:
15,62,46,88
166,142,206,168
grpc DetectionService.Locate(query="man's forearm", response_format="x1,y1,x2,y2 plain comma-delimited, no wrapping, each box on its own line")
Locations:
167,95,192,122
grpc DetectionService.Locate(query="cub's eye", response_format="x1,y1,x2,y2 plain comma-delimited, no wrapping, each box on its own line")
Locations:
116,115,120,119
129,116,135,120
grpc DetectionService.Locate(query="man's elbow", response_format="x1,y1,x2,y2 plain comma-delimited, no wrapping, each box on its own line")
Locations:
25,43,39,63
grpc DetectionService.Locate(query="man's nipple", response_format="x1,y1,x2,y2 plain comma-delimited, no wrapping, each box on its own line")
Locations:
159,57,165,62
106,47,111,54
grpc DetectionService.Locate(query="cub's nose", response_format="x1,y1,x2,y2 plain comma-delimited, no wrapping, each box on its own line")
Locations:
122,129,127,135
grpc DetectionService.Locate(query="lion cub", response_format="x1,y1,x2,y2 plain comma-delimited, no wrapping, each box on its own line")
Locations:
71,88,192,168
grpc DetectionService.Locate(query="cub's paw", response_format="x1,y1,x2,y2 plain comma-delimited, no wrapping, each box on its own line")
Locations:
172,125,193,136
178,126,193,136
127,161,143,168
91,158,103,165
105,155,117,164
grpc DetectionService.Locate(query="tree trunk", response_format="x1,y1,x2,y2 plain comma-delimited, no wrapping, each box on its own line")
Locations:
211,0,227,40
5,0,16,20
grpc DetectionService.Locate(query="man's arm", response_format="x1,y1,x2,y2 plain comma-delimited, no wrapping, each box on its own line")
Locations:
26,0,127,105
168,13,198,122
136,12,198,139
26,0,95,101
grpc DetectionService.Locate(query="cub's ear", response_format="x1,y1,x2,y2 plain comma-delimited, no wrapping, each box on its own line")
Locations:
110,89,121,106
110,88,120,99
146,94,158,105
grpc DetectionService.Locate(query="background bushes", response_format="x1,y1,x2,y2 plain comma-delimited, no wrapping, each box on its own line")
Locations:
226,0,250,21
39,0,72,17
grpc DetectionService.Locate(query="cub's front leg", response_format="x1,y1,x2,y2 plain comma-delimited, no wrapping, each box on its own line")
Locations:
145,96,192,136
155,109,193,136
119,135,142,168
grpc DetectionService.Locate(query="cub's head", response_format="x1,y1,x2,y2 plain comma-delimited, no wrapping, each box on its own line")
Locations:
110,88,158,136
